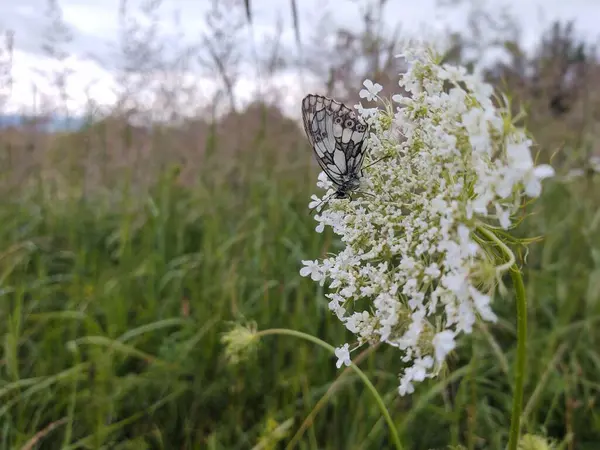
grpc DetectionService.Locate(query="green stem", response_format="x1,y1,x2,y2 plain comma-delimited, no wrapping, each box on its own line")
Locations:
477,225,527,450
258,328,403,450
507,267,527,450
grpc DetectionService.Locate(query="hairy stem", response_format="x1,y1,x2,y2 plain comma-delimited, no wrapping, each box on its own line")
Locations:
477,225,526,449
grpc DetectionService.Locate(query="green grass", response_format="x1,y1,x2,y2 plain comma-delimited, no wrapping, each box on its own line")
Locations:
1,134,599,449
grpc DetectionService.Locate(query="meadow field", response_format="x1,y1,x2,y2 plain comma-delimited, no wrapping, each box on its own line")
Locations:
1,1,600,449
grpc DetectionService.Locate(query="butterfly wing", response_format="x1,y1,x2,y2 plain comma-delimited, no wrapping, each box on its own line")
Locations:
301,94,368,186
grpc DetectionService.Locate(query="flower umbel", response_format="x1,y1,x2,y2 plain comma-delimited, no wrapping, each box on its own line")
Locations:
301,43,554,395
221,322,260,365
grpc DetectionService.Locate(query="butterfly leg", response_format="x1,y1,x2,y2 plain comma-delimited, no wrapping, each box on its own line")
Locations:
308,191,337,215
356,190,376,199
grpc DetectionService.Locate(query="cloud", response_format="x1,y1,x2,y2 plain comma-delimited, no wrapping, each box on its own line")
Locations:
1,1,112,61
5,49,118,114
4,0,600,61
2,0,599,114
5,46,321,119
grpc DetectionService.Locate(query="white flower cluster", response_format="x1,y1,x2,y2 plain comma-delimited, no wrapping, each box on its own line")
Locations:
300,44,555,395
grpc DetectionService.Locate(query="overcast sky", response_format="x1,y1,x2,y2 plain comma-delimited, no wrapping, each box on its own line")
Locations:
1,0,599,116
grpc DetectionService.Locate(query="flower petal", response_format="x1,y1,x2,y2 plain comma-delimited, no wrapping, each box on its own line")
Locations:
533,164,555,179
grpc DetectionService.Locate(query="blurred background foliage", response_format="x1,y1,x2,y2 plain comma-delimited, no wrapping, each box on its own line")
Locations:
0,0,599,449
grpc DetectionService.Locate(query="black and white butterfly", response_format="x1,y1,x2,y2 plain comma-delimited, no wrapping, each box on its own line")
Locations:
301,94,369,203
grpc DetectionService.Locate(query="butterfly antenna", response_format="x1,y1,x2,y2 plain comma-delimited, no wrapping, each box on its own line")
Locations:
363,155,392,170
360,190,394,203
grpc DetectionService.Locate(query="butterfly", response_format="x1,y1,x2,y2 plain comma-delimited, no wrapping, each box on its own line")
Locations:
301,94,369,204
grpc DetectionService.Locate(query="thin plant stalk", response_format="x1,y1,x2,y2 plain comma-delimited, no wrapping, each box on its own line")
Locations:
477,226,527,450
257,328,403,450
507,267,527,450
285,344,380,450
